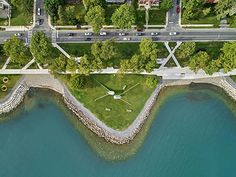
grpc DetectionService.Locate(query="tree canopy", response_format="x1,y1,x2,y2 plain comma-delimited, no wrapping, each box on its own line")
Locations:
111,4,136,29
30,31,53,64
3,36,29,65
85,5,105,33
188,51,210,72
176,42,196,59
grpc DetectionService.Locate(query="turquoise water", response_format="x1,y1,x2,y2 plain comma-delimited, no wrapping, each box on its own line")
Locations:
0,87,236,177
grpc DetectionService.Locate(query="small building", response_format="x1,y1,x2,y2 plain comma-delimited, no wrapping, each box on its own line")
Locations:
139,0,161,8
0,0,10,19
106,0,126,3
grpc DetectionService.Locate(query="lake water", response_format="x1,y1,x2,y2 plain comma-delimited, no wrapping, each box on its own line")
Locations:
0,86,236,177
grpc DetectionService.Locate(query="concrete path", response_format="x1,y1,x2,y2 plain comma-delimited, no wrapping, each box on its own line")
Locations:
160,42,182,68
2,57,10,69
22,58,35,70
52,43,71,58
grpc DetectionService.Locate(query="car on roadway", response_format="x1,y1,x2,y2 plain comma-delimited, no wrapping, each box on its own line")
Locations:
123,37,131,41
14,33,22,37
136,32,144,36
118,32,126,36
151,32,159,36
84,32,93,36
99,32,107,36
37,8,41,16
169,32,178,36
86,38,91,41
68,33,74,36
36,19,43,25
176,5,180,13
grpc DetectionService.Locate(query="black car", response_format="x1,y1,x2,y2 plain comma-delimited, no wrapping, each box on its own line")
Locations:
136,32,144,36
68,33,74,36
86,38,91,41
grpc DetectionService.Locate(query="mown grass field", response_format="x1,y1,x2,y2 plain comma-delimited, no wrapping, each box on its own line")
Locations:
0,75,21,99
63,74,159,130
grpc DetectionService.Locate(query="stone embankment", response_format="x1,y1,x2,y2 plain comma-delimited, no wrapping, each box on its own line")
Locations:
1,75,236,144
0,80,29,114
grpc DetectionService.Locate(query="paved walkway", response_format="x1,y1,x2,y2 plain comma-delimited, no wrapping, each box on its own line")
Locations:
2,57,10,69
53,43,71,58
22,58,35,70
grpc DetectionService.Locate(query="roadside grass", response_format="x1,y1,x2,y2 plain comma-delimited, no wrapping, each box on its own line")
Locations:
0,75,21,99
59,42,168,67
62,74,159,130
104,4,120,25
11,7,33,26
195,42,224,60
231,76,236,83
176,42,224,67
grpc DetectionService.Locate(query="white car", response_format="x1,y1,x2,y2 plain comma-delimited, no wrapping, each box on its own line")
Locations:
119,32,126,36
84,32,93,36
14,33,22,37
123,37,131,41
151,32,159,36
37,8,41,16
99,32,107,36
169,32,177,36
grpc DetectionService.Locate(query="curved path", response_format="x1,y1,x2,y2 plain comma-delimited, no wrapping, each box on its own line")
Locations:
0,74,236,144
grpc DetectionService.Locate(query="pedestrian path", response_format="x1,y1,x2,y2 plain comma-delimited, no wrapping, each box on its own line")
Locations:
52,43,71,58
22,58,35,70
2,57,10,69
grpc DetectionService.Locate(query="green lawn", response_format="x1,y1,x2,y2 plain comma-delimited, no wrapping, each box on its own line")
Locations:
104,4,120,25
11,7,33,26
0,75,21,99
231,76,236,83
62,74,159,130
195,42,224,60
59,42,168,67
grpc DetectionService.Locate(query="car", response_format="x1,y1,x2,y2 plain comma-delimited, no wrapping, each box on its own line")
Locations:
36,19,43,25
136,32,143,36
86,38,91,41
68,33,74,36
118,32,126,36
151,32,159,36
169,32,178,36
123,37,131,41
14,33,22,37
176,5,180,13
99,32,107,36
84,32,92,36
37,8,41,16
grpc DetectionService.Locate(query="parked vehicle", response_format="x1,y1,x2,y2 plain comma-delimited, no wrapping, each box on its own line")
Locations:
176,5,180,13
68,33,74,36
86,38,92,41
136,32,143,36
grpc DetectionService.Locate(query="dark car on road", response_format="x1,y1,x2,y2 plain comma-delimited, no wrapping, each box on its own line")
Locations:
86,38,91,41
176,5,180,13
136,32,144,36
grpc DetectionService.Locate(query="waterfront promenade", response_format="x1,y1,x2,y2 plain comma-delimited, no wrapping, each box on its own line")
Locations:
0,74,236,144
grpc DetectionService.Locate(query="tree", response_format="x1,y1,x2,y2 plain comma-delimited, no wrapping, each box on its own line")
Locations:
120,59,131,73
145,76,159,88
188,51,210,72
111,4,136,29
11,0,34,15
77,55,92,75
215,0,236,19
140,38,157,61
66,58,78,74
65,6,77,25
30,32,53,64
44,0,64,20
218,42,236,73
50,54,67,73
160,0,173,11
176,42,196,59
3,36,29,65
58,5,66,24
85,5,105,33
82,0,104,10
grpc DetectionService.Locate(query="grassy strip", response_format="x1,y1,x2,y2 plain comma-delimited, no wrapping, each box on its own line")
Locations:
62,74,159,130
231,76,236,83
0,75,21,99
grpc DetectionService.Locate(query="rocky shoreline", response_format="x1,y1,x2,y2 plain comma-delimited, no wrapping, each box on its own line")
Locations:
0,75,236,144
